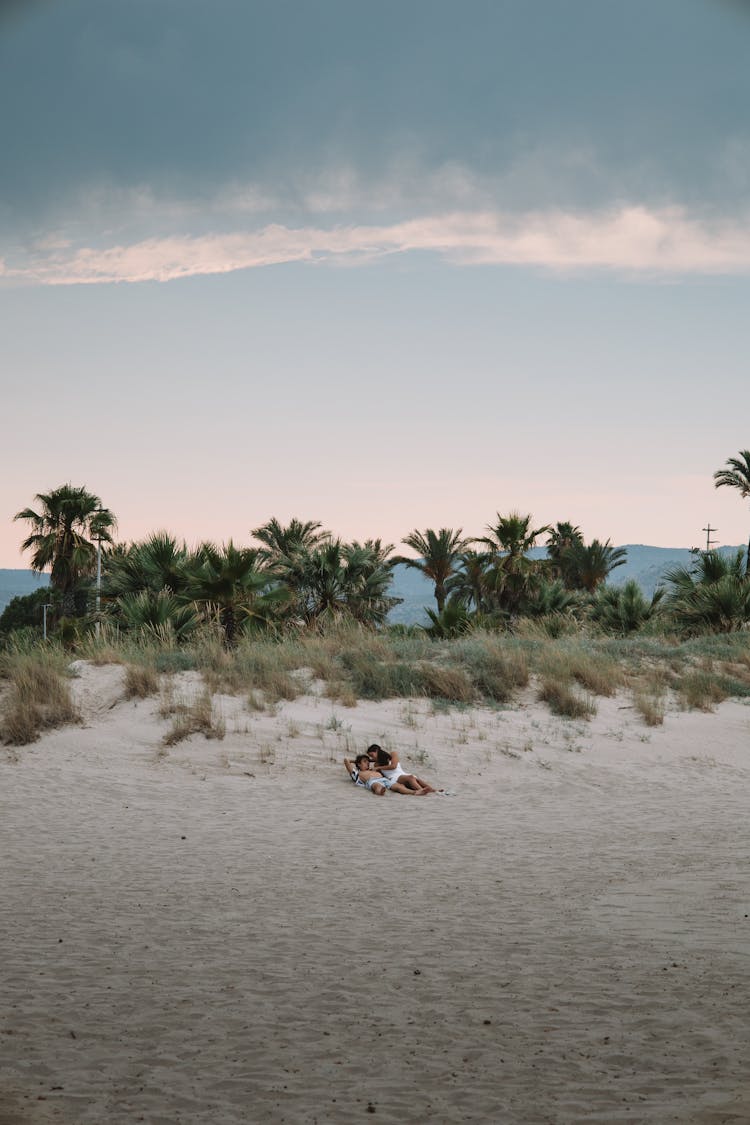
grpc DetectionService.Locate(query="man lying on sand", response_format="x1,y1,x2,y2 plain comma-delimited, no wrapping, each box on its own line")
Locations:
343,754,430,796
367,744,438,794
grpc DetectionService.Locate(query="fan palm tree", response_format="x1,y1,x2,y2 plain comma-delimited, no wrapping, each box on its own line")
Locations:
273,540,396,626
251,517,329,564
283,540,351,625
546,522,583,557
662,548,745,599
394,528,468,613
15,484,116,617
560,539,627,593
545,521,584,583
523,579,581,618
117,590,200,642
422,596,474,639
590,580,663,634
105,532,191,598
184,542,285,645
663,550,750,633
340,540,400,626
480,512,551,559
446,549,492,613
714,450,750,575
476,513,551,616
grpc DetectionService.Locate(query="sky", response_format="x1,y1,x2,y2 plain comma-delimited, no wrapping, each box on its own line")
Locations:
2,0,750,566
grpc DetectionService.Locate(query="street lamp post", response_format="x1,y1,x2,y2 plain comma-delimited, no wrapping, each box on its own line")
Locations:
93,507,107,640
42,603,53,641
95,532,103,638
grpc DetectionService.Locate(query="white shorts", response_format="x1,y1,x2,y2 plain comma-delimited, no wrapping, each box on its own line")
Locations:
366,775,392,791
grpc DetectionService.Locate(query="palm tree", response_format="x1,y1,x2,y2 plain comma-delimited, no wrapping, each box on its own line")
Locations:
662,550,750,633
15,484,116,617
480,512,552,559
184,541,286,645
283,540,351,625
477,512,551,616
340,540,400,626
446,549,492,613
273,540,397,626
560,539,627,593
714,450,750,575
523,579,581,618
117,590,200,642
546,522,584,583
422,596,474,639
590,580,663,634
105,532,191,598
546,522,583,557
394,528,468,613
251,517,329,563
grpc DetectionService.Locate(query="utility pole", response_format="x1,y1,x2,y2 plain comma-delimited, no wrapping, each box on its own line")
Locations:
702,524,718,552
42,603,53,641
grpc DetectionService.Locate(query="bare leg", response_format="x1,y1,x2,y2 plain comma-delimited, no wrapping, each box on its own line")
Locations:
396,774,423,791
386,783,427,801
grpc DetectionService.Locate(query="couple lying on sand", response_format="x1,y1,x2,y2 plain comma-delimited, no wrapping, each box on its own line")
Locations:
344,743,437,796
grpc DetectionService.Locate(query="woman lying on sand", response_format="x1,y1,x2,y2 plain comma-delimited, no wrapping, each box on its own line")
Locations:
367,744,438,794
343,754,431,796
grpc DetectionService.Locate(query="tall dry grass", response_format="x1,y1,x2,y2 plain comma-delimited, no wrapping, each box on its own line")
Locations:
161,689,226,746
3,622,749,735
537,676,596,719
0,647,79,745
123,664,160,699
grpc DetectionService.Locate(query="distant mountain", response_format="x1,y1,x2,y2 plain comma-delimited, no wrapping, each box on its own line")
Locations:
603,544,746,598
1,545,746,626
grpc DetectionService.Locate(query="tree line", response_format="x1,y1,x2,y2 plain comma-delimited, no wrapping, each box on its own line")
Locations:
3,450,750,642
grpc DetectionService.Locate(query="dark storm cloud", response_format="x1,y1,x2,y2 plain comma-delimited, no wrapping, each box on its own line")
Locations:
1,0,750,234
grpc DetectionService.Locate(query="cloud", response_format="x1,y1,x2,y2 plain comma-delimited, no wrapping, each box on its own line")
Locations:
4,1,750,237
4,204,750,285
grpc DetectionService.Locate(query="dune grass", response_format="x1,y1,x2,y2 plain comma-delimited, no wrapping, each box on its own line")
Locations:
3,624,749,738
632,681,666,726
0,645,79,744
537,676,596,719
123,663,160,699
161,688,226,746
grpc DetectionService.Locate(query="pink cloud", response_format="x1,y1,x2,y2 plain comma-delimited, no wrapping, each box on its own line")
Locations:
4,205,750,285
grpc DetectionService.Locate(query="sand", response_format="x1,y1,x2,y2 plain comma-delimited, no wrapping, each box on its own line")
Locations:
1,662,749,1124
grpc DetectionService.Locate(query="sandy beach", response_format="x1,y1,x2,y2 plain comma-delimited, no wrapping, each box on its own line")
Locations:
2,662,749,1124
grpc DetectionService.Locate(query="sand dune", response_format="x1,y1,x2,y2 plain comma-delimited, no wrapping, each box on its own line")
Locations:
2,662,749,1124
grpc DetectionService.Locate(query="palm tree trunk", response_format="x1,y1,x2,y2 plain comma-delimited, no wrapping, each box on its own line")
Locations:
435,583,446,613
222,605,236,647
